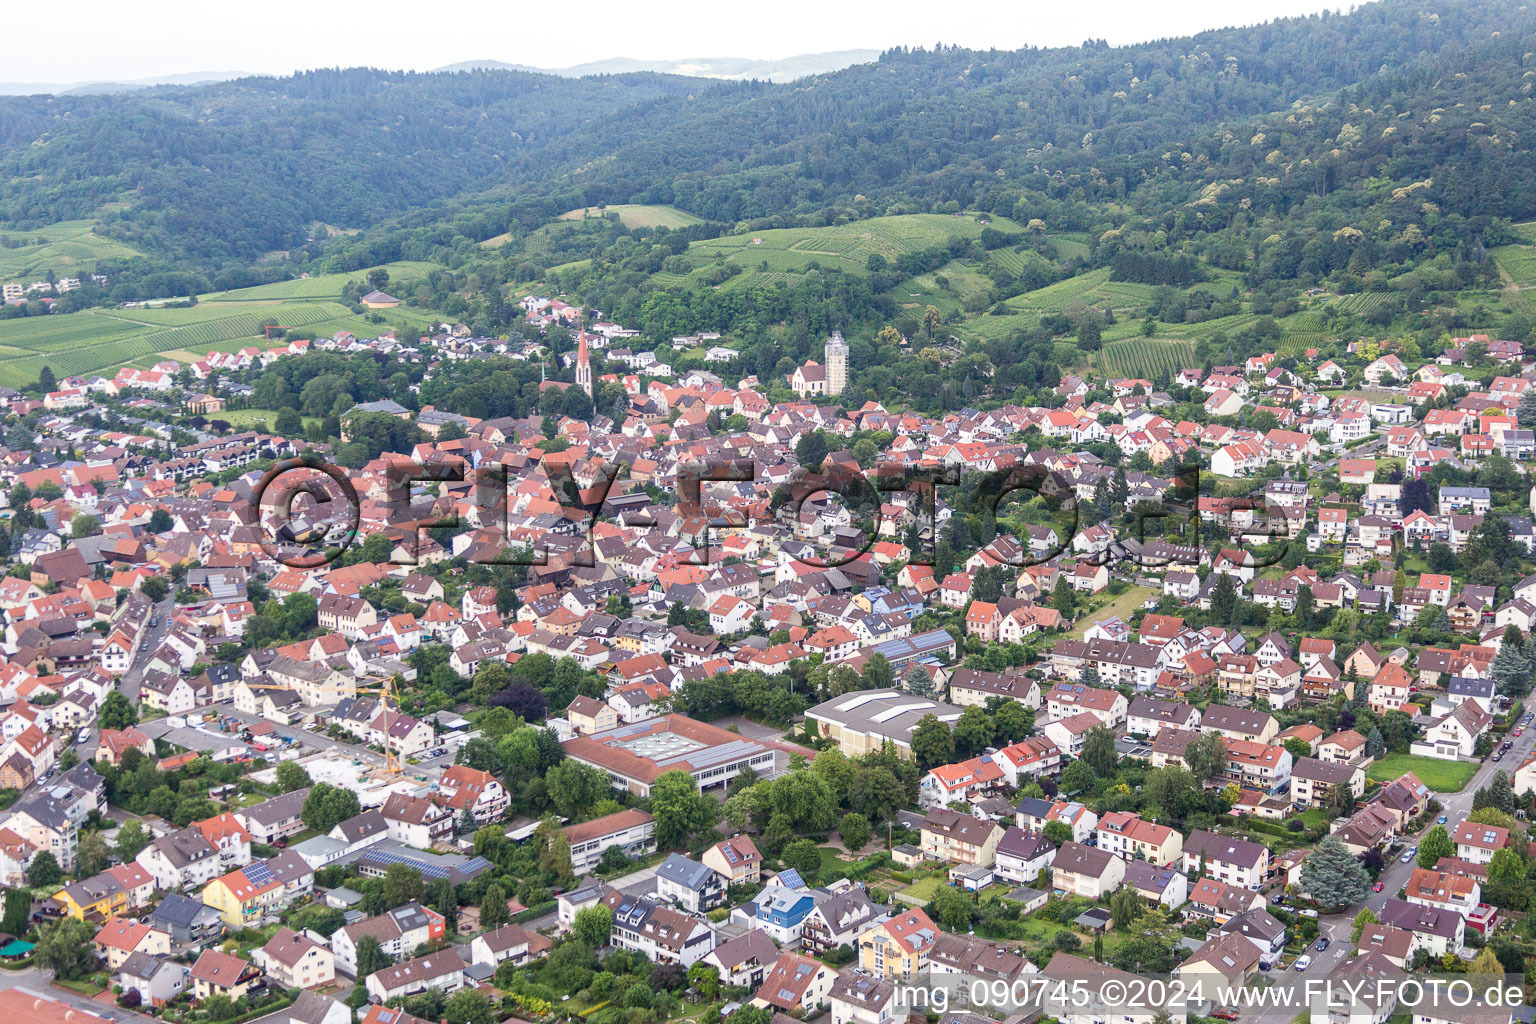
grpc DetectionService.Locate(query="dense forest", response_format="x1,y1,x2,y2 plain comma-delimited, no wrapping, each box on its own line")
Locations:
3,0,1535,272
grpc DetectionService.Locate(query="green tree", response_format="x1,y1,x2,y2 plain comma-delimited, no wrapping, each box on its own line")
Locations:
1485,847,1530,909
69,513,99,538
1474,771,1518,815
910,714,955,770
114,819,150,862
1469,947,1504,977
274,407,303,434
840,812,872,852
2,887,29,936
1082,727,1119,777
546,760,612,821
1110,886,1141,932
480,882,510,928
301,783,362,833
781,839,823,880
649,770,719,849
572,905,612,948
847,767,905,825
33,917,93,979
1051,577,1077,618
98,691,138,730
444,990,493,1024
382,864,425,909
1061,758,1095,794
1417,825,1453,868
76,830,109,876
1042,821,1075,847
1351,907,1379,942
928,885,973,931
994,701,1032,744
1210,573,1237,623
274,761,312,793
1298,836,1370,908
1184,731,1229,783
952,705,995,759
902,664,937,699
354,935,391,978
862,653,895,690
26,851,61,888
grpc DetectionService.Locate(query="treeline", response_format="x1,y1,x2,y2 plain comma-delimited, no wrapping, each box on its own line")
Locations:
1109,251,1203,287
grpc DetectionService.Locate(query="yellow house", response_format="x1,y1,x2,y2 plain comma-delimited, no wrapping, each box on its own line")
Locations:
566,695,618,736
857,908,940,981
202,866,284,926
55,876,130,922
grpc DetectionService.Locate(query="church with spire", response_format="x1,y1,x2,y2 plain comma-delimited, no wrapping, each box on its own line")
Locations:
575,331,593,399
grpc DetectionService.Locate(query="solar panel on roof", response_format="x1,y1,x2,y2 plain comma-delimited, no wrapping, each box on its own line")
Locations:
243,861,273,886
777,868,805,889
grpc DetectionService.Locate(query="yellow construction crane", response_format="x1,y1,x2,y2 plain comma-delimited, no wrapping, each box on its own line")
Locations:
237,675,410,774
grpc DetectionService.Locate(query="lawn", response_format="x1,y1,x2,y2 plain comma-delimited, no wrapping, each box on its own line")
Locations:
214,408,321,432
1365,754,1479,792
896,874,945,905
1069,585,1160,639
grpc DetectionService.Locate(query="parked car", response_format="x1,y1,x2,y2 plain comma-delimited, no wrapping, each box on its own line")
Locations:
1316,938,1331,951
1400,850,1415,863
1294,956,1313,971
1515,728,1524,737
1270,893,1286,905
1437,815,1448,824
1373,882,1384,892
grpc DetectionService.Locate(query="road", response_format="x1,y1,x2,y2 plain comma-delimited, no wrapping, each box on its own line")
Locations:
117,596,176,704
0,970,152,1023
1242,697,1533,1022
68,597,177,760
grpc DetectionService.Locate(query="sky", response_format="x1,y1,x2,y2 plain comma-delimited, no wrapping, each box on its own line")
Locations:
5,0,1346,84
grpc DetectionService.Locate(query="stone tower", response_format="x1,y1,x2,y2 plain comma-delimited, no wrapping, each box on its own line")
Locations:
824,331,848,397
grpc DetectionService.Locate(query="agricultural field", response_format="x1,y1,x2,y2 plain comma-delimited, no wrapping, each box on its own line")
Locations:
660,214,1024,288
0,292,436,389
1097,338,1199,379
200,261,437,302
0,219,143,282
558,204,703,230
1492,244,1536,289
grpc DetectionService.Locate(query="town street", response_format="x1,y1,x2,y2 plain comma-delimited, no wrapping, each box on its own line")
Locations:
1241,697,1533,1022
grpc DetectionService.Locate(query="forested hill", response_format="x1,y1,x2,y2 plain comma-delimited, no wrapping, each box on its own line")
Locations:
0,69,718,265
5,0,1536,277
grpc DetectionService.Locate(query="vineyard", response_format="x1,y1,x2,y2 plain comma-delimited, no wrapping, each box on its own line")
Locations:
1492,245,1536,288
0,218,144,281
0,292,436,389
201,261,437,302
1097,338,1198,379
664,213,1026,288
